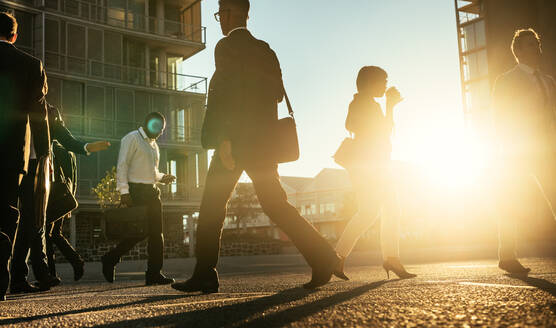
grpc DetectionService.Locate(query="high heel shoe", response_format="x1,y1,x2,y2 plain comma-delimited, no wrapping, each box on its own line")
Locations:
333,257,349,281
382,257,417,279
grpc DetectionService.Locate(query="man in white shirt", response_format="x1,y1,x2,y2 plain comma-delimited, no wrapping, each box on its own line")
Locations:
101,112,176,285
492,28,556,275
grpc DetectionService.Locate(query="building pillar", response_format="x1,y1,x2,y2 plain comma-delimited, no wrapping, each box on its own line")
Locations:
198,150,208,188
144,0,150,32
145,47,150,86
187,152,196,193
186,213,197,257
156,0,165,35
69,212,77,247
158,50,167,88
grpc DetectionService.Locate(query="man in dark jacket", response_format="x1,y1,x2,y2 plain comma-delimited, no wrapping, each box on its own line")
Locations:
171,0,340,293
0,11,50,300
44,104,110,282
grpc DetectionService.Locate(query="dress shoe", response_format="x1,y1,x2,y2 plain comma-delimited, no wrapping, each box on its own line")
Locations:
333,256,349,281
71,258,85,281
37,275,61,289
303,255,341,289
383,257,417,279
171,277,219,294
10,280,48,294
172,268,219,293
101,255,117,283
499,259,531,275
146,272,175,286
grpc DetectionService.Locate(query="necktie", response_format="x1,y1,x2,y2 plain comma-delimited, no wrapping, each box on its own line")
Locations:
533,70,549,107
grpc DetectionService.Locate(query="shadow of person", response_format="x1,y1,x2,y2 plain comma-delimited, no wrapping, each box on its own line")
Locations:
512,275,556,297
0,294,187,325
96,279,396,328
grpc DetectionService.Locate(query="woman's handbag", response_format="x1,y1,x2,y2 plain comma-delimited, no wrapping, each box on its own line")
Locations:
104,205,149,240
333,134,357,168
273,91,300,163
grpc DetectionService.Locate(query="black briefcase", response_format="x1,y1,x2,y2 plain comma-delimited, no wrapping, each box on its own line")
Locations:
273,91,300,163
104,206,148,240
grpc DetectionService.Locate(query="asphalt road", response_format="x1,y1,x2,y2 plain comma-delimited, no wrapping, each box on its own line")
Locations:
0,254,554,327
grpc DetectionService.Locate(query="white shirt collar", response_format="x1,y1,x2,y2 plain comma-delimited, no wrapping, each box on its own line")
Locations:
518,63,537,75
138,127,150,140
227,26,248,37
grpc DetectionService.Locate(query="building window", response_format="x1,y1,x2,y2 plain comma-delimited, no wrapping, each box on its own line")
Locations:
169,160,178,194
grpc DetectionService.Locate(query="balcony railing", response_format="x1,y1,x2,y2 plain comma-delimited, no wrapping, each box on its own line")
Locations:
62,115,202,145
44,0,206,44
45,52,207,94
79,181,202,202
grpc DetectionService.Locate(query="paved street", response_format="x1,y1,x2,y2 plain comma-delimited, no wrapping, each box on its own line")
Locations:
0,253,554,327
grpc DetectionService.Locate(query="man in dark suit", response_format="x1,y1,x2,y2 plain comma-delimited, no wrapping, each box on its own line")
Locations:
492,28,556,275
171,0,341,293
0,11,50,300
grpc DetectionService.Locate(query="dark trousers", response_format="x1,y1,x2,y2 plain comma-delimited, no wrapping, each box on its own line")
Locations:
0,170,23,293
104,184,163,273
46,215,82,277
11,160,50,283
194,155,337,276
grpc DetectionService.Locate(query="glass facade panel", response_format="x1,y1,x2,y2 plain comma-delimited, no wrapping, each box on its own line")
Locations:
115,89,134,121
62,80,83,115
86,85,104,118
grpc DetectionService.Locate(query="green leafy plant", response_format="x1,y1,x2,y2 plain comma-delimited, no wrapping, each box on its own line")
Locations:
92,167,120,209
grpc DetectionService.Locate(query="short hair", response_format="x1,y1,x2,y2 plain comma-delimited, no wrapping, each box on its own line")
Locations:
0,12,17,39
145,112,166,125
511,28,541,59
356,66,387,92
219,0,250,14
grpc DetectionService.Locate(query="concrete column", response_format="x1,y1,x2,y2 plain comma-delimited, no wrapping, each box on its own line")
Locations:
187,153,196,193
69,213,77,247
145,47,150,86
186,214,197,257
156,0,165,35
198,150,208,188
158,50,167,88
144,0,150,32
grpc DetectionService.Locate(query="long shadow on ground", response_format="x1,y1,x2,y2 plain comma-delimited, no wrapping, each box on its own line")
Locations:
97,280,396,328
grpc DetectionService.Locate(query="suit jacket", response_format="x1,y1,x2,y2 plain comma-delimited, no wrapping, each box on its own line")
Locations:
201,29,285,165
0,42,50,174
48,104,86,195
492,65,556,158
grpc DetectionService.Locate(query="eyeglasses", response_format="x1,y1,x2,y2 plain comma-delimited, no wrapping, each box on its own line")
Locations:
214,9,230,22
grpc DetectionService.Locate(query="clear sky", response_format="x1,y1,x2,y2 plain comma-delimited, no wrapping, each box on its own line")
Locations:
181,0,464,178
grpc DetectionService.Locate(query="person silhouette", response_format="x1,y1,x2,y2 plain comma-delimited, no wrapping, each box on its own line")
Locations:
333,66,416,280
171,0,341,293
492,28,556,275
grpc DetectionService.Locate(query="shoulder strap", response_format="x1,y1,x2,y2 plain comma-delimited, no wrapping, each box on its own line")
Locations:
283,89,294,119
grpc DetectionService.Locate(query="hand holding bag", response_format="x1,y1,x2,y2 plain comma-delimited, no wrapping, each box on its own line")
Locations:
273,91,300,163
104,205,149,240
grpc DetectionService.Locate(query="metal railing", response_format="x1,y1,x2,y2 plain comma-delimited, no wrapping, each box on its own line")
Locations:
45,52,207,94
79,181,202,201
61,114,202,145
44,0,206,44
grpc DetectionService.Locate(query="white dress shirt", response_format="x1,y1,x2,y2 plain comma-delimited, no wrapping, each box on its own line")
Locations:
117,127,165,194
227,26,248,36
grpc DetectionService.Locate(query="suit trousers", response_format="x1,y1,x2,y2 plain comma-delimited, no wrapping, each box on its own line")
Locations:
11,159,51,283
193,155,337,276
335,163,400,260
497,154,556,260
46,215,82,276
104,183,164,273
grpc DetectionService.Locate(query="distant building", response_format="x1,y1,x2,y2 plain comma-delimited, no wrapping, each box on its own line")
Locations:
0,0,208,259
